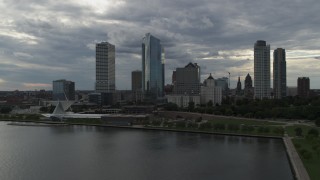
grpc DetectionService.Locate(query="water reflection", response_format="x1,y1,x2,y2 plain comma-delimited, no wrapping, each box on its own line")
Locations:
0,122,293,180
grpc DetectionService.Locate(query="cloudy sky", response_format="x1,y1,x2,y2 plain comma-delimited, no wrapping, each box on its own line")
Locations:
0,0,320,91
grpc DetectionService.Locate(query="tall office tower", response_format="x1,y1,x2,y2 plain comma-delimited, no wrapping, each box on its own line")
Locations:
131,70,142,91
254,40,270,99
95,42,115,93
52,79,75,100
273,48,287,99
142,33,165,100
297,77,310,98
174,63,200,95
244,73,254,98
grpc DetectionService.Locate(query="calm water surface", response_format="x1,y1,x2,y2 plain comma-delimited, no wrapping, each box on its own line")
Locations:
0,121,293,180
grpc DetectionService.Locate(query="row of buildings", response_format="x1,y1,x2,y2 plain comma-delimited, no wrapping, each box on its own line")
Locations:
50,36,312,107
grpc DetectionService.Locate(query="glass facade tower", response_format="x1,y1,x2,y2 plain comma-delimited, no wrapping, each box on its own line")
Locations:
142,33,165,100
52,79,75,101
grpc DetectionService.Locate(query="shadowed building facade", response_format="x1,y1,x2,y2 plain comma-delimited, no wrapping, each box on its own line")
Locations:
52,79,75,101
244,73,254,99
174,63,200,95
254,40,270,99
273,48,287,99
297,77,310,98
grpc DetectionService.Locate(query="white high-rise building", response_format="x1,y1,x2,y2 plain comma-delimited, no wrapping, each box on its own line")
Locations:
95,42,115,93
254,40,270,99
200,74,222,105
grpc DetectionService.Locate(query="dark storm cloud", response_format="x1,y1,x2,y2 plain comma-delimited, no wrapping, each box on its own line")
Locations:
0,0,320,90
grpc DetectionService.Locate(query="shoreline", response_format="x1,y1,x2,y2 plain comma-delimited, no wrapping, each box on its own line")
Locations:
2,119,282,139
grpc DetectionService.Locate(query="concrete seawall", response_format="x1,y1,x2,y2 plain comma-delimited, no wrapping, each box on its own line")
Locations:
283,136,310,180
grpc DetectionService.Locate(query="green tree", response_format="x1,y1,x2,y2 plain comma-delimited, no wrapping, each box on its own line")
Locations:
0,106,12,114
207,100,213,107
188,101,195,112
315,118,320,127
295,127,303,137
308,128,319,137
164,103,178,111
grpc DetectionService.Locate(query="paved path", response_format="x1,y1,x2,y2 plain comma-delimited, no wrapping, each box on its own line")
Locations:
283,136,310,180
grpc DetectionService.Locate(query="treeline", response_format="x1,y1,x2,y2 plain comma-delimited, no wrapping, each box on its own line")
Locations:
164,96,320,124
143,119,284,136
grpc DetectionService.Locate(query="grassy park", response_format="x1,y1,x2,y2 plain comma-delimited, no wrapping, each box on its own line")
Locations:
145,116,286,137
286,125,320,180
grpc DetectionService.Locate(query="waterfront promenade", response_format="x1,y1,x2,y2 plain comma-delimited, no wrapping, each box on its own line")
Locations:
283,136,310,180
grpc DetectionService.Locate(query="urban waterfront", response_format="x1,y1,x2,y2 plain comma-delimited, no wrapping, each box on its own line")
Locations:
0,121,293,180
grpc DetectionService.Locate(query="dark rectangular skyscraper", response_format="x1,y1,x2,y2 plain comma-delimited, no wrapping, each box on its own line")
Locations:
142,33,164,100
254,40,270,99
174,63,200,95
132,70,142,91
273,48,286,99
297,77,310,98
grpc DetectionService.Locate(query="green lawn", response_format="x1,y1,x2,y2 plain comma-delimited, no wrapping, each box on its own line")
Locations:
285,125,320,137
154,118,285,137
292,138,320,180
208,118,284,126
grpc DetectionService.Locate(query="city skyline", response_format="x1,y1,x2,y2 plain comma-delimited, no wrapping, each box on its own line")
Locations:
0,0,320,90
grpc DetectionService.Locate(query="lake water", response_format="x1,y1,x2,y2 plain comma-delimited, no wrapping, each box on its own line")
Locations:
0,121,293,180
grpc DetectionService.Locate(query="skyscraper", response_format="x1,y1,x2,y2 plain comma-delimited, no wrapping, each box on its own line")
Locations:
254,40,270,99
95,42,115,93
52,79,75,101
297,77,310,98
131,70,142,91
273,48,286,99
142,33,164,100
174,63,200,95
